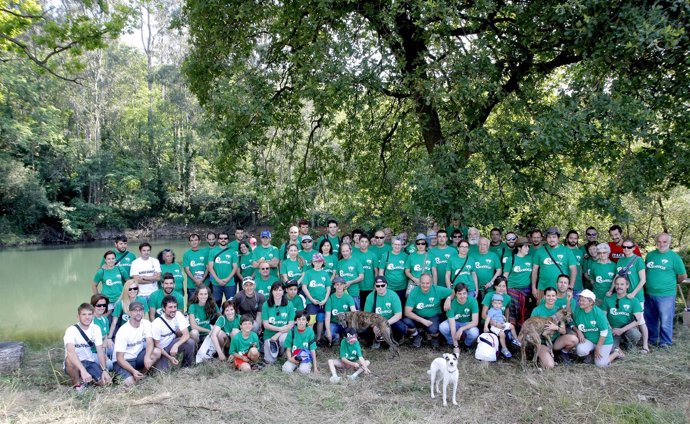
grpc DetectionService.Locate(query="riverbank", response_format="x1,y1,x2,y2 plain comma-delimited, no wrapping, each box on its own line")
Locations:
2,329,689,424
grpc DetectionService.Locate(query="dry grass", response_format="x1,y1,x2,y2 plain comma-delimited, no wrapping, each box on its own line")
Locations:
2,327,690,424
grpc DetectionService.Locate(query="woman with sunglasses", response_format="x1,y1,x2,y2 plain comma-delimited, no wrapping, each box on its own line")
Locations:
603,275,648,353
90,294,114,369
158,249,185,297
108,280,149,340
404,234,433,295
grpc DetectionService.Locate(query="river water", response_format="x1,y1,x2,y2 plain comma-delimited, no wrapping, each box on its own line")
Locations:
0,239,192,344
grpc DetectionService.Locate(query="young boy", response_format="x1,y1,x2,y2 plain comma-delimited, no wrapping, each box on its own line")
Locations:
229,314,261,372
328,327,371,383
285,279,307,313
282,310,318,374
484,294,520,358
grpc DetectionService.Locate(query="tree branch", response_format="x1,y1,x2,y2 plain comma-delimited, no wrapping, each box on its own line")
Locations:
0,7,45,19
0,33,81,83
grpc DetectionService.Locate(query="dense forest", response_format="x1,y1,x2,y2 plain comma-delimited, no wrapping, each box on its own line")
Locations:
1,0,689,248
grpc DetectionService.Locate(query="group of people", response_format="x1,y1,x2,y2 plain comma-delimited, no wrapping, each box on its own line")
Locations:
65,219,687,390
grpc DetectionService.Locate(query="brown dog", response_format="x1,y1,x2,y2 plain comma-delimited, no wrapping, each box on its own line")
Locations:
518,308,570,365
336,311,400,357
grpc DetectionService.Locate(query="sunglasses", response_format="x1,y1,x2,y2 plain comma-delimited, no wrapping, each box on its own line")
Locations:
622,245,634,249
416,241,426,245
95,303,107,307
301,240,312,243
452,236,462,238
129,287,139,291
375,284,387,288
586,233,597,236
373,236,384,239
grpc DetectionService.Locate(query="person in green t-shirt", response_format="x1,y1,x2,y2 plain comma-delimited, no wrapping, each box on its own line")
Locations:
107,280,149,340
403,274,453,349
489,228,510,263
302,253,332,343
183,233,209,301
531,227,577,301
237,241,255,283
475,238,503,294
430,230,457,286
337,243,364,309
587,243,617,305
480,276,511,321
573,289,624,368
228,315,261,371
317,219,342,256
362,275,407,345
565,230,586,294
251,230,280,280
352,234,380,307
157,249,185,296
98,234,136,277
90,294,113,366
148,273,186,321
445,240,478,296
262,282,296,364
502,238,533,327
327,328,371,383
207,232,239,308
439,283,480,353
282,310,319,374
280,244,306,284
615,237,646,303
405,233,433,294
318,238,338,276
196,299,241,364
187,286,219,344
378,237,408,304
324,277,357,345
92,250,126,308
279,226,301,260
603,276,646,352
530,286,578,369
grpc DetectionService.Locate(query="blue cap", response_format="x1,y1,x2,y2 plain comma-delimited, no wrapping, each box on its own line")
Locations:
260,230,271,238
492,294,503,302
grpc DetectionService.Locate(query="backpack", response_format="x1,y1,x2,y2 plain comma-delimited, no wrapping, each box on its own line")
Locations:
475,332,499,362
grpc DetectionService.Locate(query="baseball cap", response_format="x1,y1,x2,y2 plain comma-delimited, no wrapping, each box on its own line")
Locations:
427,230,437,239
285,279,299,289
579,289,596,301
332,276,346,285
301,235,313,242
491,294,503,302
260,230,271,238
242,277,255,286
415,233,427,242
312,253,324,262
129,301,145,311
374,275,387,284
545,226,560,236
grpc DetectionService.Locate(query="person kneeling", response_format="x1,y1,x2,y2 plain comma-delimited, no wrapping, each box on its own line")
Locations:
282,310,319,374
64,303,112,392
230,315,261,371
328,328,371,383
152,295,195,371
113,301,162,387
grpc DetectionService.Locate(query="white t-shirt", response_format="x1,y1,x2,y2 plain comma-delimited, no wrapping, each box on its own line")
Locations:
152,311,189,348
114,320,152,360
129,257,162,296
63,323,102,362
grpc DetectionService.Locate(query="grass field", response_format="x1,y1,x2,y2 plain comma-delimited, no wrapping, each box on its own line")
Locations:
1,326,689,424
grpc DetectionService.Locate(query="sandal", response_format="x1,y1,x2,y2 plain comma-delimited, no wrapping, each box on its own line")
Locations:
614,348,626,359
639,348,649,354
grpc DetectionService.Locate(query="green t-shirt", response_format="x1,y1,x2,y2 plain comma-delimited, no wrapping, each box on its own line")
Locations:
379,251,409,291
573,305,613,345
503,254,532,289
215,314,240,334
489,242,509,262
530,303,562,342
183,248,209,286
532,245,576,290
238,254,254,279
588,261,616,301
303,268,332,302
567,246,586,292
285,326,317,352
446,255,475,289
405,252,433,280
208,246,237,284
99,250,136,276
645,250,686,297
337,257,364,297
339,339,363,361
279,241,301,261
188,303,220,331
603,295,642,329
325,293,355,318
252,245,280,279
227,240,242,256
93,316,110,341
552,295,576,312
229,331,259,355
369,244,392,262
405,285,453,318
280,258,304,282
261,302,296,339
112,296,149,322
149,290,185,319
288,294,307,313
93,267,126,303
615,255,645,302
322,254,338,274
255,275,277,297
481,292,511,313
446,296,479,323
298,249,316,269
363,290,402,320
472,252,502,286
430,246,457,285
352,249,380,291
160,262,185,294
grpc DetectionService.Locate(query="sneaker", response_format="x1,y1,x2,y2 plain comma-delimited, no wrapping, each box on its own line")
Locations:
72,383,88,394
511,338,522,347
268,340,280,356
431,338,440,349
372,341,381,350
330,375,341,383
412,334,422,348
557,351,572,365
501,348,512,358
348,374,359,381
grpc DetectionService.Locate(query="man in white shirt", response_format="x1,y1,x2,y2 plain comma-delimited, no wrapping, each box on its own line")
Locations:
152,295,195,371
64,303,112,391
113,301,162,387
129,242,162,300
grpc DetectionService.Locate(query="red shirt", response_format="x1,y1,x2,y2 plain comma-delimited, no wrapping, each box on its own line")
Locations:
608,242,642,263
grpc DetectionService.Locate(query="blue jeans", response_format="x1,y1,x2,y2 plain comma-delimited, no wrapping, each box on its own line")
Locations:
439,320,480,347
403,314,442,336
212,284,237,308
352,296,360,311
644,295,676,347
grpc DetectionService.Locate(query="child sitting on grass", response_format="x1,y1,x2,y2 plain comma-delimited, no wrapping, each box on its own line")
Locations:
328,327,371,383
484,294,520,358
282,310,319,374
229,315,261,372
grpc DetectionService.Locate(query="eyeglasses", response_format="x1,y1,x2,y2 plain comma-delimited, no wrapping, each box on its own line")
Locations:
622,245,634,249
95,303,107,307
373,236,384,239
129,287,139,291
375,284,386,288
506,237,517,242
416,241,426,245
586,232,597,237
301,240,312,243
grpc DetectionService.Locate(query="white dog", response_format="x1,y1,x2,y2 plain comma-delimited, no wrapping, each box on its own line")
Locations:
428,353,459,406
